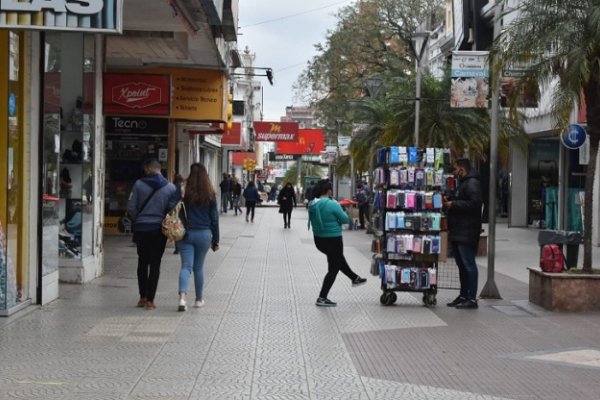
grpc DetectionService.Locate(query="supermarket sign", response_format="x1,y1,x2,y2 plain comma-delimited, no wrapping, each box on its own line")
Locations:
0,0,123,33
253,121,298,142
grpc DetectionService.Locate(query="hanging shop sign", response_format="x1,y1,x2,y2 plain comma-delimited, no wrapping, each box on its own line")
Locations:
561,124,587,150
103,74,170,116
276,129,324,155
0,0,123,33
170,69,226,122
450,51,490,108
253,121,299,142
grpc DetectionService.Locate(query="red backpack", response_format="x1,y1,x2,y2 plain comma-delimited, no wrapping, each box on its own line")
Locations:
540,244,564,273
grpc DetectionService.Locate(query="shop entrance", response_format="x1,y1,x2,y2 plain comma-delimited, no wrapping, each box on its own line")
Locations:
104,116,169,234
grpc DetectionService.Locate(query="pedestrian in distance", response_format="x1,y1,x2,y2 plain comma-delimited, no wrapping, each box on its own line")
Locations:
304,180,315,209
444,158,483,309
308,179,367,307
168,163,219,311
278,181,297,228
231,176,243,216
355,182,370,229
127,158,176,310
228,174,234,211
243,181,260,223
219,173,231,214
172,173,184,255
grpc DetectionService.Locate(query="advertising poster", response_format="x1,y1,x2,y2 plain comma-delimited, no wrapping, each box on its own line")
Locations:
450,51,490,108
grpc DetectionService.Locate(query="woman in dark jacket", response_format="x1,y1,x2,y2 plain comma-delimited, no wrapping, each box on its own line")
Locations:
277,181,297,228
242,181,260,223
168,163,219,311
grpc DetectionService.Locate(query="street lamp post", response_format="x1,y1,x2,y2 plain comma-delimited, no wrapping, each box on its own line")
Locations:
364,77,383,234
335,117,343,199
409,32,430,147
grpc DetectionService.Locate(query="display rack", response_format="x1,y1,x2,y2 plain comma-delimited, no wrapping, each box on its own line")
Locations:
370,146,453,307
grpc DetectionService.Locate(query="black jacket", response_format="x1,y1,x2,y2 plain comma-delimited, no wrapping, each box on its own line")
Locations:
278,185,297,213
446,170,483,248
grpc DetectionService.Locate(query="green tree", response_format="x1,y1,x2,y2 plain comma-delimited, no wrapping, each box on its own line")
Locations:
494,0,600,272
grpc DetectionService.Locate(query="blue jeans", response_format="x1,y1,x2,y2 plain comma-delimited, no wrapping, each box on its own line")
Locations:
176,229,212,299
451,242,479,300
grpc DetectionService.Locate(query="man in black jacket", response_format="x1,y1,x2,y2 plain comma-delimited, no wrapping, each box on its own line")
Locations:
444,158,483,309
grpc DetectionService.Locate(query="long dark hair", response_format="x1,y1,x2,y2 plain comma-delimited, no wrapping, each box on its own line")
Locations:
184,163,215,207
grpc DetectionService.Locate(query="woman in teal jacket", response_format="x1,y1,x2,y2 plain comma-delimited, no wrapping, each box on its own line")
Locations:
308,180,366,307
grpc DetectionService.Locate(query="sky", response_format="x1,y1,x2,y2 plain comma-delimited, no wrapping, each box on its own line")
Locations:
237,0,356,121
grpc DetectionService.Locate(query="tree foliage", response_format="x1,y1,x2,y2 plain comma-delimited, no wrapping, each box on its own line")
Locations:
494,0,600,272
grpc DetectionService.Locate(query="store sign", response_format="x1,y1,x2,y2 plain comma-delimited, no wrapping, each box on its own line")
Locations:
170,69,226,122
105,116,168,135
221,122,242,146
268,152,300,161
0,0,123,33
103,74,170,116
276,128,324,155
561,124,587,149
254,121,298,142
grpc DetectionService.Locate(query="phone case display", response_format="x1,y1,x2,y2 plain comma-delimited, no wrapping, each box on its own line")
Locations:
371,146,452,307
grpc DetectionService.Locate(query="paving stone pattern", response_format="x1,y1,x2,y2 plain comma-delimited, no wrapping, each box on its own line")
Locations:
1,208,600,399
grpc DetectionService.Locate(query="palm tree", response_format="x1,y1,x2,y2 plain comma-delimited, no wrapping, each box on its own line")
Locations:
494,0,600,272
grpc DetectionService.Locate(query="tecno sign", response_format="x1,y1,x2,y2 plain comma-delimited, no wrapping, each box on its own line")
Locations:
0,0,103,14
112,83,161,109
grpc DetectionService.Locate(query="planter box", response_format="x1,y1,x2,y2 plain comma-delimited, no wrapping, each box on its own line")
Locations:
528,268,600,312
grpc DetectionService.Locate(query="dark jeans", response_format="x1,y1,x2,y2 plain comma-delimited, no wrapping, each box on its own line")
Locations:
246,201,256,221
358,204,369,227
221,192,229,213
314,235,358,299
451,242,479,300
135,229,168,301
282,211,291,226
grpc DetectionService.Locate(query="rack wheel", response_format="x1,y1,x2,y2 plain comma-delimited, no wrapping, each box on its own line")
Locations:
380,292,397,306
423,292,437,307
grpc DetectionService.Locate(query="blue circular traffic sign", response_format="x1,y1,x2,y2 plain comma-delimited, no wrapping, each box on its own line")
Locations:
561,124,587,149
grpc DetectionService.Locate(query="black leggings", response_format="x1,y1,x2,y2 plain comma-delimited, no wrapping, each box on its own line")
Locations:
135,229,168,301
282,211,291,226
246,201,256,221
314,235,358,298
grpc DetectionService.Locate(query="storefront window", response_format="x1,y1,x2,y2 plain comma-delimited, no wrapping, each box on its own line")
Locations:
528,139,559,229
42,32,95,263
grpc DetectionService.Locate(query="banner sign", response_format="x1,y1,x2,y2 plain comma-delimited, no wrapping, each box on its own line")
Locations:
450,51,489,108
268,152,300,161
103,74,170,116
253,121,298,142
0,0,123,33
338,136,351,156
276,129,325,155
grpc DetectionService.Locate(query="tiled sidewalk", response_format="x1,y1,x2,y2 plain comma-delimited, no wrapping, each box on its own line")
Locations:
1,207,599,399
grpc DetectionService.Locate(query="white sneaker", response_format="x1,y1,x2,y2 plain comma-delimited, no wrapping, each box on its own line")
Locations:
178,299,187,311
194,299,205,308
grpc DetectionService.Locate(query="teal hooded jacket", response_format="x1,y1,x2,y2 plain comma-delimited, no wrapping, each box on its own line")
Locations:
307,197,349,237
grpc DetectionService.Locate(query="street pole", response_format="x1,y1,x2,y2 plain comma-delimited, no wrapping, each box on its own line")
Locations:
480,2,502,299
414,62,422,147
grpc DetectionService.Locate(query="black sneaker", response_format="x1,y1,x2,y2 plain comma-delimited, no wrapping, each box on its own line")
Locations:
315,297,337,307
352,277,367,286
446,296,467,307
455,299,478,309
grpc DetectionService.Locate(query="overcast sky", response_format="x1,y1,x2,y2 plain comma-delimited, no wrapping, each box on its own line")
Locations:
237,0,355,121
